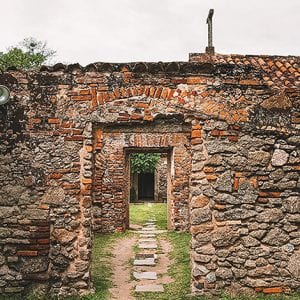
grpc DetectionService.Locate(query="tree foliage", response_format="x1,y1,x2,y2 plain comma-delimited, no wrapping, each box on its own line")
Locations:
0,37,55,70
130,153,160,174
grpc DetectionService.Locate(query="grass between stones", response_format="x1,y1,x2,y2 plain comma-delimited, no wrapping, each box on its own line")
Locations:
130,203,167,229
134,231,192,300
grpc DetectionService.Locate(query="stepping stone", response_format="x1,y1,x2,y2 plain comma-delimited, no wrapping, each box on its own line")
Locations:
139,243,157,249
139,238,156,243
135,253,157,260
133,271,157,280
138,230,161,233
138,230,166,234
140,234,156,238
142,227,156,231
133,258,155,266
135,284,164,292
144,222,155,226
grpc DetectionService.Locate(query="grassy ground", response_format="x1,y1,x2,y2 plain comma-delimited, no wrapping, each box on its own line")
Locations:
130,202,167,229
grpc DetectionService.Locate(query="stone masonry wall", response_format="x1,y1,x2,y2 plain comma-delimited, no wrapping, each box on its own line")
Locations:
0,53,299,297
156,154,168,202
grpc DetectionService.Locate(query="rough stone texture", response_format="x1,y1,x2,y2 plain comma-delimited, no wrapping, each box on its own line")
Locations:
133,272,157,280
0,52,299,297
135,284,164,292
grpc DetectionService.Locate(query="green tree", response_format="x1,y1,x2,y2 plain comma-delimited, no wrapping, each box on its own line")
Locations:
0,37,55,70
130,153,161,174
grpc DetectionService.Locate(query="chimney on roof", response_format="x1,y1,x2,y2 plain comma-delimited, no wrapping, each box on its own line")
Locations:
205,9,215,55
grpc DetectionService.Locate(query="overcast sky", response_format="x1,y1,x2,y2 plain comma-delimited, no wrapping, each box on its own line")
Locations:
1,0,299,65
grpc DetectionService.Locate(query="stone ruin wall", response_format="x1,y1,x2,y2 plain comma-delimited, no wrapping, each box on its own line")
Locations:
0,54,299,297
155,153,168,202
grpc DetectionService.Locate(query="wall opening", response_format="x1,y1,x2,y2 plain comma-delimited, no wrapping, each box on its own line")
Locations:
126,148,171,230
138,172,154,200
93,120,191,233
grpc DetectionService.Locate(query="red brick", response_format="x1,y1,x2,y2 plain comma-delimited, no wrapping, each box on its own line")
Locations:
64,135,84,141
31,118,42,124
154,87,163,98
228,135,238,142
17,250,38,257
211,130,220,137
191,130,202,138
82,178,92,184
259,191,281,197
131,114,143,120
233,178,239,190
187,77,205,84
239,79,261,85
262,287,283,294
192,124,202,130
71,95,92,101
48,118,60,124
219,130,229,136
79,89,90,95
37,239,50,244
48,173,63,179
191,138,203,145
144,115,153,121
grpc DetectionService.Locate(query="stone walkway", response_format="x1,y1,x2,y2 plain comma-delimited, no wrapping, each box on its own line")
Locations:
133,218,173,295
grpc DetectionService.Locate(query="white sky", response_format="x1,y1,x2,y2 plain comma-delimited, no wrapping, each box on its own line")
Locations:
1,0,299,65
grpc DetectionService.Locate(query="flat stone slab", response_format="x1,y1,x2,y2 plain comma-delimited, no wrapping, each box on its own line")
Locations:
144,222,156,226
139,238,156,243
135,253,157,260
135,284,164,292
138,230,166,234
141,227,156,231
140,234,156,238
139,243,157,249
133,271,157,280
133,258,155,266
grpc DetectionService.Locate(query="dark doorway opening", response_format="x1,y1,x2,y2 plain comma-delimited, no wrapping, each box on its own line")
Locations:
138,172,154,200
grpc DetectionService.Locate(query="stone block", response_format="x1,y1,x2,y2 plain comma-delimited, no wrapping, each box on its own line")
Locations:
271,149,289,166
191,206,212,225
133,258,155,266
135,284,164,292
212,228,240,247
133,272,157,280
262,228,289,246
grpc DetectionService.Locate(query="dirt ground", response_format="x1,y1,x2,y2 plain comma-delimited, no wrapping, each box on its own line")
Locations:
109,236,137,300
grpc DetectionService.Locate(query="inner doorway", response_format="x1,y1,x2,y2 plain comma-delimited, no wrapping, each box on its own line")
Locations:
127,150,171,230
138,172,154,200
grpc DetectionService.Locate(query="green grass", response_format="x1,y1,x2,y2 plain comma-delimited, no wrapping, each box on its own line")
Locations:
130,202,167,229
